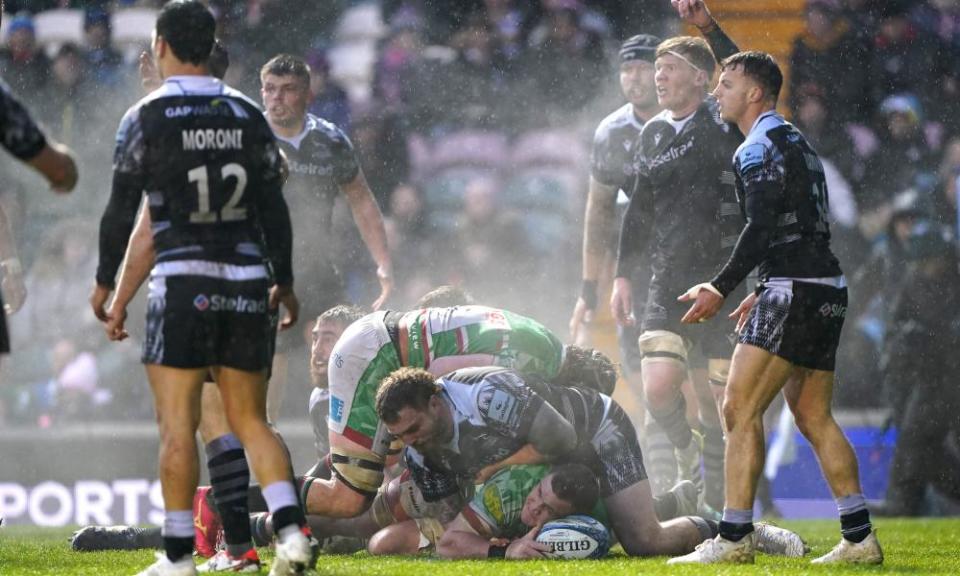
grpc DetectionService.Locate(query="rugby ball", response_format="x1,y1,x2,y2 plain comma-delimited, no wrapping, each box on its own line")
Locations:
535,514,610,559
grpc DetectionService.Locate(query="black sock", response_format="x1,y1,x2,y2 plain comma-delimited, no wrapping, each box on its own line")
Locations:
163,536,194,563
272,505,306,536
841,508,872,543
649,393,693,450
207,436,253,556
718,520,754,542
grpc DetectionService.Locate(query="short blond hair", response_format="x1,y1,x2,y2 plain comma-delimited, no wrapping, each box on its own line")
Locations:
656,36,716,77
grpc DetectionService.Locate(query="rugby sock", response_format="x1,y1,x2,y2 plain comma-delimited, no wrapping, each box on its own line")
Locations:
718,508,754,542
162,509,194,563
701,421,725,511
837,493,872,543
643,410,678,495
263,481,306,534
648,392,693,451
250,512,273,547
247,475,309,513
206,434,253,557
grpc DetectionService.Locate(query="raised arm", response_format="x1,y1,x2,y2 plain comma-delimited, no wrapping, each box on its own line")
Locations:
673,0,740,62
341,168,393,309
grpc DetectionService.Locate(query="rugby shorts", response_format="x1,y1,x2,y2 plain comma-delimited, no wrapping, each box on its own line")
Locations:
739,278,847,371
143,272,272,372
592,400,648,496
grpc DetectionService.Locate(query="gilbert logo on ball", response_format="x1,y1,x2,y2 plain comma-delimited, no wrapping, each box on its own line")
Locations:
535,514,611,559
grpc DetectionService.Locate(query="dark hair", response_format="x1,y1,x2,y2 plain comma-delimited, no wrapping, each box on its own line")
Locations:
376,367,440,424
554,346,617,396
55,42,83,60
317,304,366,327
656,36,716,78
209,39,229,80
550,464,599,515
415,285,475,308
156,0,216,66
260,54,312,88
721,51,783,104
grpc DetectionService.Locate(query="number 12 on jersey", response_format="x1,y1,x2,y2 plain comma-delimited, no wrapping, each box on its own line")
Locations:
189,163,248,223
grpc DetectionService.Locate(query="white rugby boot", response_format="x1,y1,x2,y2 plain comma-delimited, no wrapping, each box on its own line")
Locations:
268,528,313,576
135,553,197,576
812,531,883,565
754,522,809,557
667,531,756,564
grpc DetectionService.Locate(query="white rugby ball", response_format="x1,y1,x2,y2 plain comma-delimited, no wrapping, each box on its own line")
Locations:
535,514,610,559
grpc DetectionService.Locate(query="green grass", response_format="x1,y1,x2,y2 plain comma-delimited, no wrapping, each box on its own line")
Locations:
1,519,958,575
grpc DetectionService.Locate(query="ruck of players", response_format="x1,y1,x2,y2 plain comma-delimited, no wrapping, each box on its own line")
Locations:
24,0,960,573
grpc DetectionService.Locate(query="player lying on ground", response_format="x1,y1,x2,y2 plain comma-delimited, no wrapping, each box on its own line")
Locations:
374,366,808,557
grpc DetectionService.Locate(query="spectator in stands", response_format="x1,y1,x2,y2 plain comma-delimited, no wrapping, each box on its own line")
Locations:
877,220,960,516
517,1,608,126
83,8,124,87
482,0,527,61
0,12,49,96
858,94,938,240
426,12,513,132
449,176,531,307
869,0,956,127
306,49,351,131
913,0,960,49
375,12,425,113
44,43,95,148
383,183,443,305
792,84,857,182
931,137,960,230
789,0,872,121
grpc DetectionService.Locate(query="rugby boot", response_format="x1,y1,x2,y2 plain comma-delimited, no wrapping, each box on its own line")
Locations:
754,522,809,557
812,531,883,565
135,553,197,576
667,532,756,564
197,549,261,573
71,525,148,551
668,480,700,517
269,528,313,576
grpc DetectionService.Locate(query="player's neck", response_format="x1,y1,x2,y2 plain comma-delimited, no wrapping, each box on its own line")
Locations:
668,94,702,121
633,103,660,123
271,116,307,139
738,104,776,136
160,61,210,79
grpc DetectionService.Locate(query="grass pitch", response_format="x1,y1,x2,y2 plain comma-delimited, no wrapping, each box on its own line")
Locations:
1,519,958,575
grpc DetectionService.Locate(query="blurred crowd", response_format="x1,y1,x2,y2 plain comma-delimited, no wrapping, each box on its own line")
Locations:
0,0,958,462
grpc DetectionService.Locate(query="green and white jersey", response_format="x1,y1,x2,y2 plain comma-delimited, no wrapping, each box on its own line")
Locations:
395,306,564,378
327,306,566,456
464,465,608,539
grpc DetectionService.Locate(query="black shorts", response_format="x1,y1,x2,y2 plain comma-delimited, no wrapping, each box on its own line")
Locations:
143,274,272,372
739,279,847,371
592,401,647,496
641,275,739,361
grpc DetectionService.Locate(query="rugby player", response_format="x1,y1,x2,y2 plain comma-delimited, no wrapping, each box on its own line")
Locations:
375,367,807,557
611,0,742,505
671,50,882,565
307,306,617,521
92,3,310,574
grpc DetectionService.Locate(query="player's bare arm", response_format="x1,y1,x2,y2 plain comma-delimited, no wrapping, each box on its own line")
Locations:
474,444,546,484
570,177,618,339
341,169,392,310
438,513,548,560
27,141,78,193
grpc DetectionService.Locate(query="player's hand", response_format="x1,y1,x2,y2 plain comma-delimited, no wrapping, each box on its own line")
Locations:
678,282,724,324
1,261,26,314
568,297,594,344
672,0,714,28
139,51,162,92
729,291,757,334
89,284,113,322
506,523,551,559
610,277,634,327
270,285,299,331
104,304,128,341
371,265,393,311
